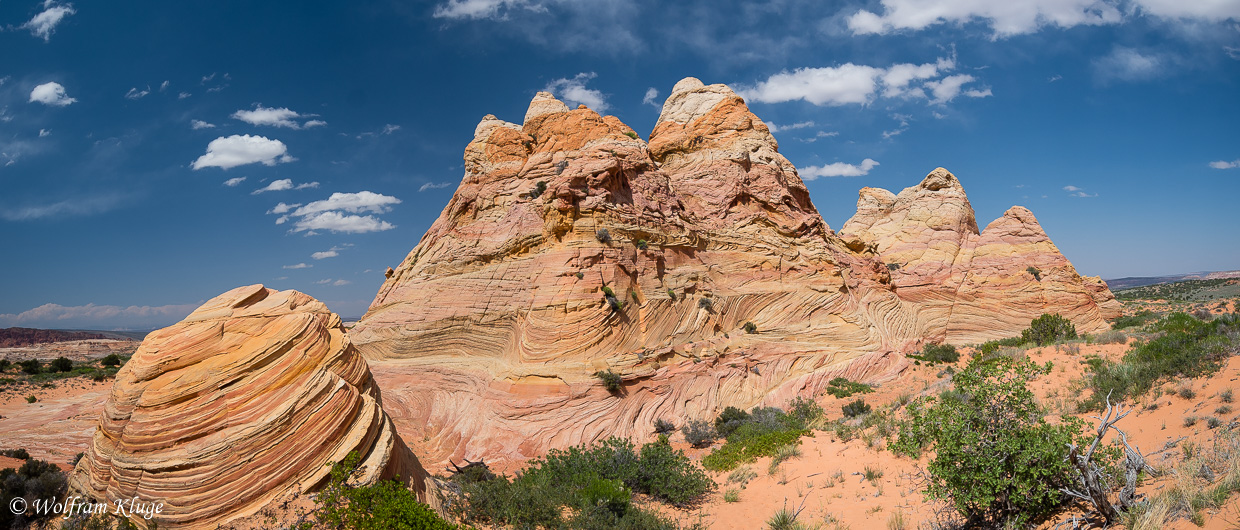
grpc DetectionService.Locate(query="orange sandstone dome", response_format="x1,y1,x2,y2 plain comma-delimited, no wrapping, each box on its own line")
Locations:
69,284,434,529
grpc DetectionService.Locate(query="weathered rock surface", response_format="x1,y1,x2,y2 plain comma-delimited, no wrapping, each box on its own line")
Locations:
353,79,912,467
68,285,434,529
840,168,1122,343
352,78,1119,468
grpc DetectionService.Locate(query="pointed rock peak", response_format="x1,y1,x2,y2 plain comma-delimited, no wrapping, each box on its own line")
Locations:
980,205,1049,240
474,114,521,140
656,78,739,126
1003,205,1037,222
918,167,962,192
524,91,570,124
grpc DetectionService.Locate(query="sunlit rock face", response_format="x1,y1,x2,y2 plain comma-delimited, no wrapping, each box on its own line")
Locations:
840,168,1122,343
352,78,1118,468
69,285,434,529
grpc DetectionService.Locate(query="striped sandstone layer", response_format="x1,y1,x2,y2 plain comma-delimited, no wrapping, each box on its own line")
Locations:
353,79,914,467
68,285,435,529
839,168,1122,343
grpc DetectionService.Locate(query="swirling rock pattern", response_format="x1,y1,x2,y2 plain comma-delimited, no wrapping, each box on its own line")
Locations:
840,168,1122,343
68,285,434,529
352,78,1117,468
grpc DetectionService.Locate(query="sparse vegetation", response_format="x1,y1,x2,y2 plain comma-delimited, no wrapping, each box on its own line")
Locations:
595,229,611,243
0,458,68,529
698,297,713,311
527,180,547,199
101,354,122,367
702,403,819,472
666,288,676,301
723,488,740,502
913,343,959,364
1026,266,1042,281
634,239,648,250
623,130,638,140
314,451,456,530
742,321,757,334
653,419,675,434
1112,310,1157,330
841,398,871,418
25,395,37,403
50,356,73,372
825,377,873,399
594,370,623,392
19,360,40,375
681,420,716,448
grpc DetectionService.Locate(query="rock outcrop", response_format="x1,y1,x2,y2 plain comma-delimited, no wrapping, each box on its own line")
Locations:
353,79,913,467
351,78,1119,468
839,168,1122,342
69,285,434,529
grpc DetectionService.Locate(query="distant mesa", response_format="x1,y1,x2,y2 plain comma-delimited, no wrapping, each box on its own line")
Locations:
68,284,436,529
348,78,1120,468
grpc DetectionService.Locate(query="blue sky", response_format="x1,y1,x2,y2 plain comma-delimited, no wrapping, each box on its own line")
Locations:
1,0,1238,330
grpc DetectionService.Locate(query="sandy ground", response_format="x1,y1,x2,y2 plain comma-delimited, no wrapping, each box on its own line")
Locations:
0,377,111,469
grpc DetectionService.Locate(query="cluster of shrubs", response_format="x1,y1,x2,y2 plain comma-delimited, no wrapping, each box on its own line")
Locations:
450,437,712,529
1,453,69,529
1082,312,1239,411
824,377,873,398
594,370,623,392
1111,310,1157,330
908,343,959,364
0,354,125,384
1021,313,1077,346
303,452,457,530
695,398,823,472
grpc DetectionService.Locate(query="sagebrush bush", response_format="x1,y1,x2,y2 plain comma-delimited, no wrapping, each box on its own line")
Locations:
919,343,959,364
976,336,1026,356
653,419,675,434
100,354,122,367
595,370,623,392
0,458,68,529
841,398,871,418
19,360,40,375
743,322,757,334
892,357,1093,527
595,229,612,243
50,357,73,372
1022,313,1078,346
825,377,873,398
681,420,716,448
315,451,456,530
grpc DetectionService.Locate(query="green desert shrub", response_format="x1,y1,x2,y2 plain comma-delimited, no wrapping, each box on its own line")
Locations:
743,321,757,334
0,359,9,371
825,377,873,398
527,180,547,199
841,398,871,418
50,357,73,373
917,343,959,364
0,458,68,529
634,239,649,250
892,356,1095,527
455,437,710,528
594,370,623,392
1111,310,1157,330
975,336,1026,356
315,451,456,530
1022,313,1078,346
681,420,716,448
701,404,815,472
1026,266,1042,281
25,395,36,404
19,360,40,375
100,354,122,367
666,288,676,301
595,229,612,243
653,419,675,434
0,449,29,460
697,297,713,311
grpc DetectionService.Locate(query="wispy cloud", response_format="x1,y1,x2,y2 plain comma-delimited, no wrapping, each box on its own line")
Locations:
642,87,660,108
232,105,325,129
191,119,215,130
766,121,815,133
251,179,319,195
418,181,453,192
846,0,1123,38
799,158,880,180
191,135,295,170
20,1,77,42
124,86,150,100
1063,185,1097,197
1209,159,1240,169
1093,46,1167,82
543,72,608,113
223,177,247,187
0,301,199,330
0,194,124,221
283,262,312,269
28,82,76,106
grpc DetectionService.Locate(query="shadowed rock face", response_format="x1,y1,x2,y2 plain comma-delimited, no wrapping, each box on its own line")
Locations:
351,78,1118,468
68,285,433,529
840,168,1122,343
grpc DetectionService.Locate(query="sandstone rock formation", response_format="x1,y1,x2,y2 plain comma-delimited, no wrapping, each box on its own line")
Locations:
351,78,1119,468
69,285,434,529
839,168,1122,343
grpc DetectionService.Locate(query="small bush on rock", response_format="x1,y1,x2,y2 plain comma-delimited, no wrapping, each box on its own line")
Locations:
595,370,623,392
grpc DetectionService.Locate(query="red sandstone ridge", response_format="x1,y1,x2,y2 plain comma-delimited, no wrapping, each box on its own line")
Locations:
350,78,1118,468
68,285,436,529
839,167,1122,343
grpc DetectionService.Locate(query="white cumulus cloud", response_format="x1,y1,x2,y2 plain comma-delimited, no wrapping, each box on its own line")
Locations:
21,1,76,41
223,177,247,187
799,158,880,180
846,0,1122,38
544,72,608,113
333,279,351,286
1209,159,1240,169
251,179,319,195
191,134,294,170
433,0,538,19
0,302,198,330
738,57,988,108
29,82,76,106
312,249,339,260
269,191,402,234
191,119,215,130
231,105,324,129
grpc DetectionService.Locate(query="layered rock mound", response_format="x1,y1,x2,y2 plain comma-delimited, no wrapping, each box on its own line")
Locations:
351,78,1118,467
839,168,1122,342
69,285,434,529
352,79,913,466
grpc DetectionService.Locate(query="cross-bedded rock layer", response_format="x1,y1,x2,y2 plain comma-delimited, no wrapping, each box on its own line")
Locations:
68,285,434,529
351,78,1119,467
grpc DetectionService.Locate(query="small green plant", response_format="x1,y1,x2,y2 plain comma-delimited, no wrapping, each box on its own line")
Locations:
714,406,751,438
681,420,716,448
842,398,871,418
1223,389,1235,403
595,228,611,243
653,419,675,434
743,321,758,334
698,297,713,311
100,354,122,367
50,357,73,373
1111,310,1157,330
25,395,37,403
527,181,548,199
825,377,873,398
1207,417,1222,429
1026,266,1042,281
575,271,584,280
723,488,740,502
594,370,623,392
727,466,757,486
1178,386,1197,400
0,359,9,372
1184,416,1198,427
666,288,676,300
864,465,884,484
314,451,458,530
634,239,648,250
0,449,30,460
1021,313,1077,346
623,130,639,139
766,502,803,530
